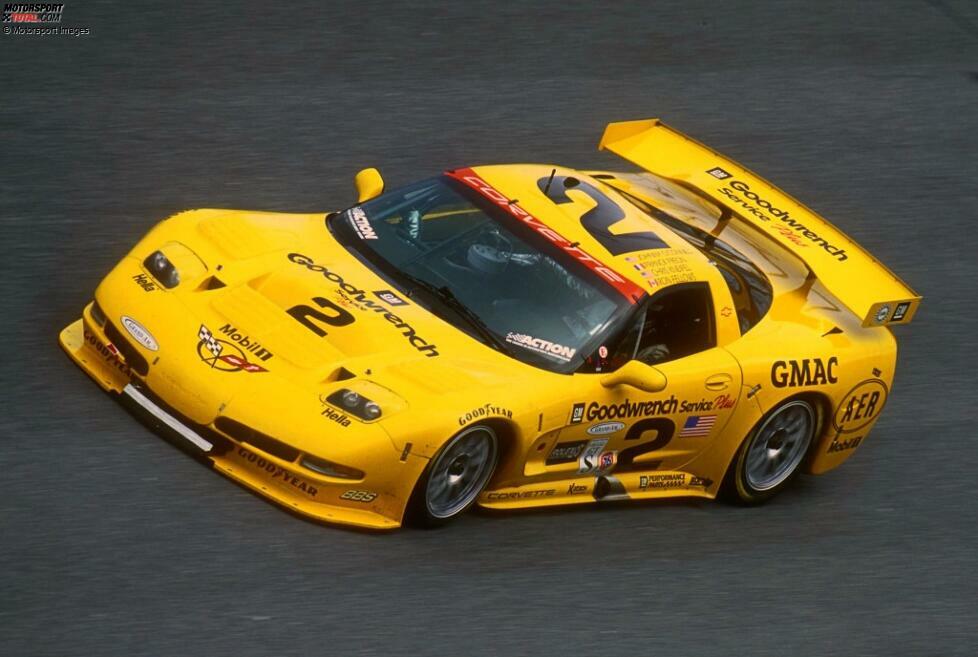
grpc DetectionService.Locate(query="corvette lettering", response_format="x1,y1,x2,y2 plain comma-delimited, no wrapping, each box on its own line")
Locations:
447,168,645,302
458,403,513,426
771,357,838,388
585,395,678,421
505,332,576,362
288,253,439,357
486,489,556,500
718,180,848,261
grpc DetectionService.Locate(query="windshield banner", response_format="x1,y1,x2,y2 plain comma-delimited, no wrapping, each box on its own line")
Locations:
446,168,644,304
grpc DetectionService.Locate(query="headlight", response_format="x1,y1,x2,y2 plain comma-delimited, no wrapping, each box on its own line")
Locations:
363,401,381,420
89,300,106,326
327,388,383,421
143,250,180,289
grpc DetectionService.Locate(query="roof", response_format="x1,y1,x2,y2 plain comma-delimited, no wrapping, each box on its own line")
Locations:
464,163,718,301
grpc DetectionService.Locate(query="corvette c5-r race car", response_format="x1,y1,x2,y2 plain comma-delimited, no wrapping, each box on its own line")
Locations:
60,119,920,529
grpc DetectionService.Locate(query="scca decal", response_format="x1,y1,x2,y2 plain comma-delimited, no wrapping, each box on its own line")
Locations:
771,357,838,388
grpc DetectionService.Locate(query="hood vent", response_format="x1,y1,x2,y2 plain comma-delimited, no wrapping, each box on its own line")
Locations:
197,276,226,291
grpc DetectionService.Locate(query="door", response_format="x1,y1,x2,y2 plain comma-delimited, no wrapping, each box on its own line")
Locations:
552,283,742,479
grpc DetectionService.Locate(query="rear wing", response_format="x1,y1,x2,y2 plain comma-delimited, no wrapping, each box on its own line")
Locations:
599,119,921,327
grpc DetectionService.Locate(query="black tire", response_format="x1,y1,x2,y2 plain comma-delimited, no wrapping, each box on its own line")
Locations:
722,399,818,505
405,425,498,528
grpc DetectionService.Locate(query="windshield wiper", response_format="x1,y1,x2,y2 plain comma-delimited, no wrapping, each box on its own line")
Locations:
396,272,512,354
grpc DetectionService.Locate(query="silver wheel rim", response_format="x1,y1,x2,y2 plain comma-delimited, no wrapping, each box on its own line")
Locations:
744,401,815,492
425,426,498,519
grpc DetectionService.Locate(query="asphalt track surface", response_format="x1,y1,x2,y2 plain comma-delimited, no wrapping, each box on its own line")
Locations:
2,2,977,655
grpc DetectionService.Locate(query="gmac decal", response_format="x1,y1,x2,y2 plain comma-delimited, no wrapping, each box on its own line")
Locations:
771,357,838,388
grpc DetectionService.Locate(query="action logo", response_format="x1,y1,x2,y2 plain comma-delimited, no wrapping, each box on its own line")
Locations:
348,207,377,240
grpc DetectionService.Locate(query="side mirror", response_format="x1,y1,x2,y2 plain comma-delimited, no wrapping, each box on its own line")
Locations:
600,360,667,393
354,168,385,203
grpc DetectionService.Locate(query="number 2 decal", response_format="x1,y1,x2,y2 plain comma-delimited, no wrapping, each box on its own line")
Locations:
616,417,675,472
537,175,668,255
287,297,355,337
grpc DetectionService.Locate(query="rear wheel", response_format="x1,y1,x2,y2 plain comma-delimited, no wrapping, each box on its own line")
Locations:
407,425,499,527
723,399,817,504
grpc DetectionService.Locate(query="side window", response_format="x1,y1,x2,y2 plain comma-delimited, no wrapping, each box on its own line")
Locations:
634,283,715,365
612,187,773,334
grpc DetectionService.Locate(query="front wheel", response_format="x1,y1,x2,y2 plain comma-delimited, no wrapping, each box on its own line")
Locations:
723,399,818,504
406,425,499,527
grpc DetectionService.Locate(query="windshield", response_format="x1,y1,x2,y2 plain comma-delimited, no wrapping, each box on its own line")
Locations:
329,176,633,373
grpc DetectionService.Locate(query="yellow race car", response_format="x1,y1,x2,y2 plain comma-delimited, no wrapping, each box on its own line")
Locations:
59,119,920,529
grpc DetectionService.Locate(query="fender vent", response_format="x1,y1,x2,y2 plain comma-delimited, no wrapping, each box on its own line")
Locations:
197,276,226,291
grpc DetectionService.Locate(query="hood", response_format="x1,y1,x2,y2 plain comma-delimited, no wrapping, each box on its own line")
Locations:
159,209,523,394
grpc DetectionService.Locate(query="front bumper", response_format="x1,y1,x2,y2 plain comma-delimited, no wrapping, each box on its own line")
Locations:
59,313,418,530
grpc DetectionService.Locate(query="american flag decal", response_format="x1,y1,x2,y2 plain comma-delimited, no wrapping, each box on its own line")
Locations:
681,415,716,437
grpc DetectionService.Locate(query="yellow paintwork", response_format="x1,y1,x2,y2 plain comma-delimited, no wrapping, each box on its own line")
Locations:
59,119,918,529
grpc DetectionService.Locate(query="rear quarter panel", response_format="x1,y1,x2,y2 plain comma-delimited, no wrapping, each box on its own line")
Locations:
727,278,898,476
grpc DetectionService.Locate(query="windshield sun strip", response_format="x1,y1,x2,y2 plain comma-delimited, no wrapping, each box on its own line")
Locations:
444,167,645,304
